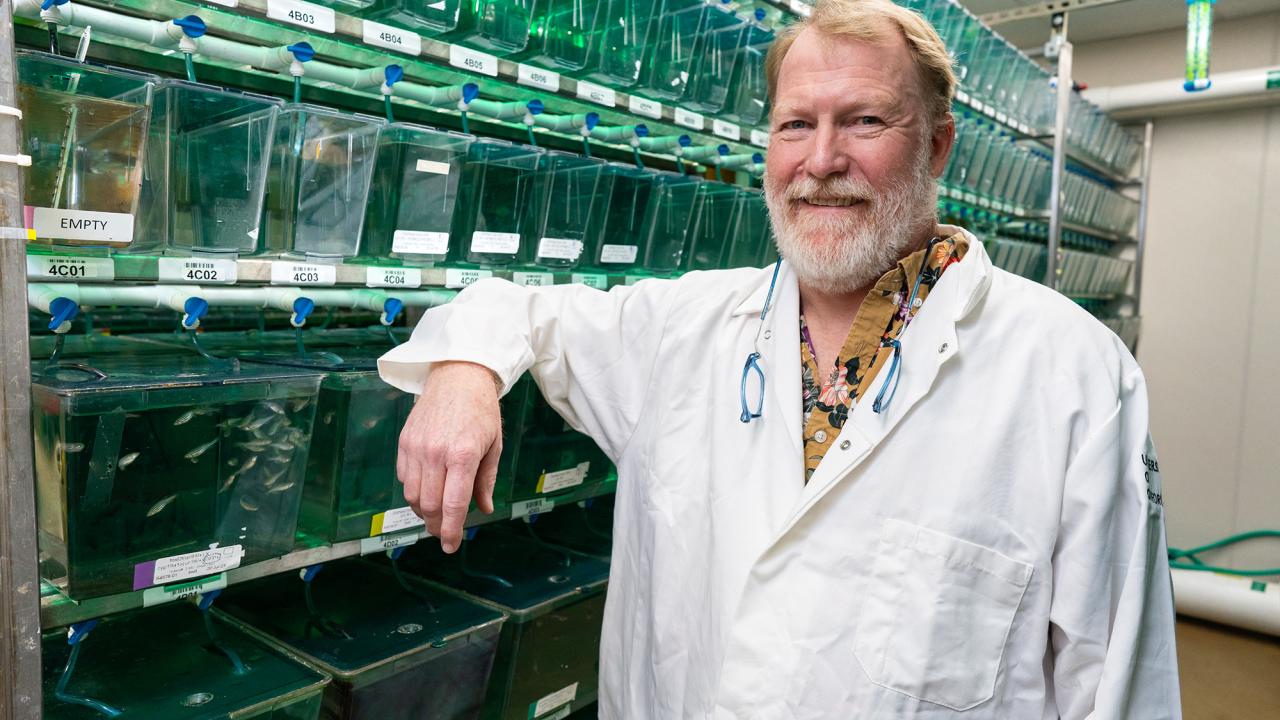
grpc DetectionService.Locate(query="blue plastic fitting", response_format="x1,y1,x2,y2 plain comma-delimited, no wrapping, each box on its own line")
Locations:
286,41,315,63
381,297,404,326
300,564,324,583
384,64,404,87
48,296,78,333
583,112,600,131
461,83,481,104
526,99,545,115
173,15,206,38
291,297,315,327
182,296,209,330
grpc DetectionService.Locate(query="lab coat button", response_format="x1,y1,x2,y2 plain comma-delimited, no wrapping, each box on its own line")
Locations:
839,440,851,450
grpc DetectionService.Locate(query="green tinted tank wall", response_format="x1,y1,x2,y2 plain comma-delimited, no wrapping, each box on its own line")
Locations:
639,0,707,101
41,603,328,719
515,0,598,71
449,141,544,268
523,152,605,271
445,0,539,55
723,23,772,126
496,375,612,504
586,164,655,272
578,0,659,87
683,183,742,271
638,173,701,275
32,356,322,599
362,0,462,35
683,3,747,114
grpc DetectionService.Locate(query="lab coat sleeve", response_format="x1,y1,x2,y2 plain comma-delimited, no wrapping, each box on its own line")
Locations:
1048,367,1181,720
378,277,679,460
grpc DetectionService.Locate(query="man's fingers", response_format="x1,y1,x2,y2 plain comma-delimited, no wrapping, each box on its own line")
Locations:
418,441,448,539
474,438,502,515
439,445,483,554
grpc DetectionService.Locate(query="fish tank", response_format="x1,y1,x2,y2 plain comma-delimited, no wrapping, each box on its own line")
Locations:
523,151,605,271
521,494,613,558
639,0,709,101
445,0,539,55
362,0,462,36
217,558,506,720
724,190,772,269
260,104,383,261
361,124,472,266
583,163,653,272
33,354,323,599
722,15,772,127
516,0,600,71
399,527,609,720
16,51,156,250
449,140,544,268
132,80,281,257
682,182,743,271
683,0,747,114
41,602,329,719
499,375,613,504
636,171,702,276
579,0,660,88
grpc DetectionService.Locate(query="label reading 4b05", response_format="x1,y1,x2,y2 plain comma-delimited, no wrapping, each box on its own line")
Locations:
363,20,422,55
267,0,336,33
449,44,498,77
158,257,238,285
270,261,336,286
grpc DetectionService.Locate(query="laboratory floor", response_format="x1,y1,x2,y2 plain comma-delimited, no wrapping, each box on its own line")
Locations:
1176,616,1280,718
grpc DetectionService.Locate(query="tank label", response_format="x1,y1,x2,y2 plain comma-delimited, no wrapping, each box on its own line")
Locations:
415,159,450,175
628,96,663,120
31,207,134,244
158,257,237,285
444,268,493,289
570,273,608,290
449,44,498,77
513,272,554,287
511,498,555,520
518,64,561,93
371,506,426,536
361,530,426,556
270,261,336,286
393,230,449,256
576,80,616,108
674,107,705,131
26,254,115,282
712,119,741,141
470,231,520,255
363,20,421,56
537,237,583,261
531,682,579,718
366,266,422,289
267,0,335,34
134,545,244,590
599,244,638,264
537,462,590,494
750,129,769,148
142,573,227,607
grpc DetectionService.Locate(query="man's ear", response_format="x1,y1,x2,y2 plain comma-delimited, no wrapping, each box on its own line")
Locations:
930,113,956,178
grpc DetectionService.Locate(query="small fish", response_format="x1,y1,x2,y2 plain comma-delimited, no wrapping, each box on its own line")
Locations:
271,442,293,452
117,452,140,470
239,455,258,473
146,494,177,517
263,401,285,416
362,417,379,430
323,411,336,425
219,472,239,493
173,410,197,426
239,496,260,512
184,438,218,462
238,439,270,452
244,415,273,432
266,481,295,494
59,442,85,454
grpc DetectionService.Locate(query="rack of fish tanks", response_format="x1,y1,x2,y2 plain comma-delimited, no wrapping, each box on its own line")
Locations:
0,0,1149,716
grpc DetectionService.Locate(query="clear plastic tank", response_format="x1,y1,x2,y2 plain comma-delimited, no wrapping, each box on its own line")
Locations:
640,0,709,101
524,151,606,271
684,0,748,114
518,0,600,71
362,0,462,36
579,0,660,88
449,139,545,268
445,0,539,55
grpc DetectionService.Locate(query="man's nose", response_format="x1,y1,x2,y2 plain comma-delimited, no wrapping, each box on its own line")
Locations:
803,123,850,179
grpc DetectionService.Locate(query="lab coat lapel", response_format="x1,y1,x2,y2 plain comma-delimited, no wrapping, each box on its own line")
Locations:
763,264,805,464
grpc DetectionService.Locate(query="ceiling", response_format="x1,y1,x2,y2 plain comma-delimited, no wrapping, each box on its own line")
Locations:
959,0,1280,51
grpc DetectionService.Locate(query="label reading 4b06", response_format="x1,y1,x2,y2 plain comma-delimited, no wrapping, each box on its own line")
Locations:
267,0,336,33
270,261,336,286
158,257,237,285
449,44,498,77
27,255,115,282
363,20,422,55
518,64,561,92
366,267,422,289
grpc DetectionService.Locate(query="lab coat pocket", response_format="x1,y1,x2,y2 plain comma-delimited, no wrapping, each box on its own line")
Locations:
852,519,1033,711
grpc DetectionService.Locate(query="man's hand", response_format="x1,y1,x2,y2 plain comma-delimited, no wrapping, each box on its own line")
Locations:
397,361,503,553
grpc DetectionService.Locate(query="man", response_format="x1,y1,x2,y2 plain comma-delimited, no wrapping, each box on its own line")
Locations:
379,0,1182,716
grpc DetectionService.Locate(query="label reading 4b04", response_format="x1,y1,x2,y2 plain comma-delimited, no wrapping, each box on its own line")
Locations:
270,261,336,286
158,257,238,285
363,20,422,55
449,44,498,77
267,0,336,33
366,267,423,289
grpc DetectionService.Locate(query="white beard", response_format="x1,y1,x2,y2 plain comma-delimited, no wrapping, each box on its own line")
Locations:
763,148,939,294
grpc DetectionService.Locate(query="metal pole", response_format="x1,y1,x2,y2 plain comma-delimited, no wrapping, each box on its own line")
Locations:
1131,120,1154,318
0,0,44,716
1046,18,1072,290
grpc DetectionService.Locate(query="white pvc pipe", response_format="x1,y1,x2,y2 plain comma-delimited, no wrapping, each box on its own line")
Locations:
1083,66,1280,113
590,125,643,143
681,144,723,162
1172,568,1280,637
29,283,455,314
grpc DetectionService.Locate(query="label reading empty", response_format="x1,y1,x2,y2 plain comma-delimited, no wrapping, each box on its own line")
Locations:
571,273,608,290
363,20,421,55
270,261,336,286
371,506,426,536
27,254,115,282
142,573,227,608
158,257,237,285
513,272,554,287
360,530,424,555
576,80,616,107
628,95,663,120
537,462,590,493
444,268,493,289
538,237,583,260
415,158,450,174
674,107,704,131
532,683,579,718
750,129,770,147
518,64,560,92
712,119,741,141
511,498,555,520
600,244,638,264
471,231,519,255
449,44,498,77
267,0,335,33
393,230,449,255
136,545,244,589
366,266,422,289
32,207,134,244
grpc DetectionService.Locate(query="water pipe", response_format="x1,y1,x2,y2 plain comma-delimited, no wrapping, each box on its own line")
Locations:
589,123,649,146
717,151,764,170
680,143,729,162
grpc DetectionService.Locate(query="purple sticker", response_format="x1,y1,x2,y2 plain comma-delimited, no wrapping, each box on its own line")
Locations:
132,561,157,591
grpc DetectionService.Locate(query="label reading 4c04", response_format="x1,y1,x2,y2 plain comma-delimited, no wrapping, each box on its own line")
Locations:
270,261,336,286
267,0,336,33
366,267,422,289
158,257,238,285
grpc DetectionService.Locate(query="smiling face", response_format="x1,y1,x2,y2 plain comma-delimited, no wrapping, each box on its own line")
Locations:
764,26,955,294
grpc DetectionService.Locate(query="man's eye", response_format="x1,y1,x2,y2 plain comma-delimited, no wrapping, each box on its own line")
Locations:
782,120,808,130
858,116,883,126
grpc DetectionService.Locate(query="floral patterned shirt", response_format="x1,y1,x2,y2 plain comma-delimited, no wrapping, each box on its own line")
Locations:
800,233,969,482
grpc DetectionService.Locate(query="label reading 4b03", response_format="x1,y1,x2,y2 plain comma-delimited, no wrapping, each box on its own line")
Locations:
366,267,422,289
158,257,238,284
449,44,498,77
267,0,336,33
363,20,422,55
270,261,336,286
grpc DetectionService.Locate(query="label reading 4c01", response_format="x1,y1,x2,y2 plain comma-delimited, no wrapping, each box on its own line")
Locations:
267,0,336,33
26,255,116,282
270,261,336,286
158,257,238,284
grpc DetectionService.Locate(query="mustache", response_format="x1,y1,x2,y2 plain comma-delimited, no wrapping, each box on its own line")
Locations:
773,175,878,205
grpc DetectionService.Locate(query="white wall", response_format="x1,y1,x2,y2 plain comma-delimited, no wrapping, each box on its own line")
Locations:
1072,12,1280,573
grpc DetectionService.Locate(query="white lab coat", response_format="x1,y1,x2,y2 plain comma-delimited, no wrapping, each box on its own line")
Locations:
378,228,1181,719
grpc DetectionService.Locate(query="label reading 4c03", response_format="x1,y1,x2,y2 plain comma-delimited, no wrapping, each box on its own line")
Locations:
158,257,238,285
449,44,498,77
363,20,422,55
270,261,336,286
267,0,336,33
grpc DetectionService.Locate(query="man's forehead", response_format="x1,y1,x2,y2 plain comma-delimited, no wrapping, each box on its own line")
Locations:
775,27,922,104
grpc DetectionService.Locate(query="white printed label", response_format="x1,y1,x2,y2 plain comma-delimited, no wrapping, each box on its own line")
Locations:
366,266,422,289
628,95,663,120
416,159,450,175
393,230,449,255
996,111,1009,125
142,573,227,608
32,207,134,244
203,0,238,6
712,119,741,141
674,107,705,131
151,545,244,586
470,231,520,255
750,129,769,147
600,244,638,264
375,506,426,535
158,257,237,285
532,683,579,718
963,192,978,205
266,0,335,33
518,64,560,92
513,271,554,287
270,261,336,286
571,272,608,290
444,268,493,289
537,237,583,261
511,497,555,520
449,44,498,77
539,462,590,493
360,530,425,555
363,20,421,55
576,80,616,108
955,89,970,104
543,708,572,720
27,254,115,281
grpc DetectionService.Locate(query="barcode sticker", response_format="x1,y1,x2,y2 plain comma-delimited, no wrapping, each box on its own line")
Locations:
511,498,556,520
360,530,425,555
158,257,237,284
270,261,336,286
445,268,493,289
571,273,608,289
366,266,422,289
449,44,498,77
27,254,115,282
142,573,227,607
513,271,554,287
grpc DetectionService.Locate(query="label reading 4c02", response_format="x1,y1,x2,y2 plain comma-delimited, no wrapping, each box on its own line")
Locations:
270,261,336,286
158,257,238,285
267,0,336,33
